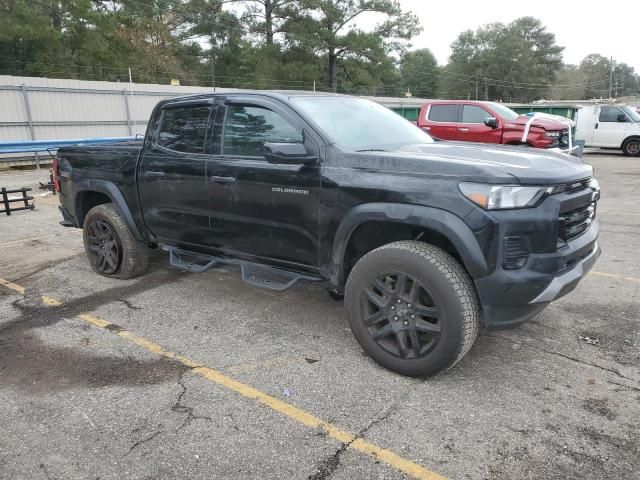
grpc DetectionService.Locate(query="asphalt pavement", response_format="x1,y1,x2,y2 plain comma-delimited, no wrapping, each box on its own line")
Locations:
0,152,638,480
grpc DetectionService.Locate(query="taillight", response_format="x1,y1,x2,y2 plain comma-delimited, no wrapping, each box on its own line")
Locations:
52,156,60,193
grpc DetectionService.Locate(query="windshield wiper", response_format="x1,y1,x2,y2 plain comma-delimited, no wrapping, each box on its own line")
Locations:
355,148,388,152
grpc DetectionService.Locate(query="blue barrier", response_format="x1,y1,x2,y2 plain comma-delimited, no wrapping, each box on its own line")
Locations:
0,137,137,154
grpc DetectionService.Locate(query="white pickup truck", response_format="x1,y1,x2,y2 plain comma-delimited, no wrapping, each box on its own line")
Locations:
574,104,640,156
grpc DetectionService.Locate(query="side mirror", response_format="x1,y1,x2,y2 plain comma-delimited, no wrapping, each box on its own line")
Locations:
263,142,317,165
484,117,498,129
617,114,628,122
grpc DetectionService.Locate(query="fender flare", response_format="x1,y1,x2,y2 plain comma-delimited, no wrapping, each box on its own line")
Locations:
74,179,144,241
329,203,489,287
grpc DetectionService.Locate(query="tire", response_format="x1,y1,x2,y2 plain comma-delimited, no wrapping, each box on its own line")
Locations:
622,138,640,157
83,203,149,279
345,240,480,377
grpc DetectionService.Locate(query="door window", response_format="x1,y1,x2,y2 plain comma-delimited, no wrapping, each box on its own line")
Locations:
427,104,458,122
599,106,625,123
462,105,491,124
157,105,212,153
223,105,302,156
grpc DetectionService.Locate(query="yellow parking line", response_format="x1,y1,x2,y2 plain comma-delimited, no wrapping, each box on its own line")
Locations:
0,277,445,480
0,277,25,294
591,271,640,284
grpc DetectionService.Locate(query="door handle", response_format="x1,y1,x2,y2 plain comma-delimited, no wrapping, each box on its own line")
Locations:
144,170,166,178
458,127,469,132
595,123,599,129
209,175,236,184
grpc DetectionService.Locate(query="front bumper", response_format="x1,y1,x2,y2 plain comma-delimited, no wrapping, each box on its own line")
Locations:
474,218,600,330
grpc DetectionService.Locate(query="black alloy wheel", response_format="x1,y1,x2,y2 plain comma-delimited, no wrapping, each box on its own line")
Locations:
362,272,441,359
86,219,122,274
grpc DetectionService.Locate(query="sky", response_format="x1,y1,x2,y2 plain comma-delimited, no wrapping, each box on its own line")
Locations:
366,0,639,70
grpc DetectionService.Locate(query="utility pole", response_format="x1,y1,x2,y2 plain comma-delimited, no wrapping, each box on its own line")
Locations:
609,56,614,99
475,80,478,101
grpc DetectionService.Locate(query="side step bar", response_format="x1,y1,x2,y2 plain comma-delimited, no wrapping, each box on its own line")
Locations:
164,246,322,292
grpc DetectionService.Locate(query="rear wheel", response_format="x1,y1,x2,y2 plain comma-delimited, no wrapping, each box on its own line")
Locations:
83,203,148,279
345,241,480,377
622,138,640,157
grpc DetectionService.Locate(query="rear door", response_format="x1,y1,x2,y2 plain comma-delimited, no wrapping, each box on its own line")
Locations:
456,104,502,143
592,106,629,147
205,96,323,267
137,100,213,245
420,104,460,140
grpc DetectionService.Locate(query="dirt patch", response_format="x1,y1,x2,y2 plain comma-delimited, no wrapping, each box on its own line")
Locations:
582,398,618,421
0,270,190,393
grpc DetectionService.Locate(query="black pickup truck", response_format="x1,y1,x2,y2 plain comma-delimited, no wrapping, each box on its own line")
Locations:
56,91,600,376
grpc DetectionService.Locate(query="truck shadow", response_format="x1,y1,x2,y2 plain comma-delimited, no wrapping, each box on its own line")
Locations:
0,268,189,393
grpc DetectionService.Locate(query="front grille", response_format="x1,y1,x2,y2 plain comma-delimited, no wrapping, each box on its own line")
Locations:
559,129,570,148
559,203,596,241
564,178,591,193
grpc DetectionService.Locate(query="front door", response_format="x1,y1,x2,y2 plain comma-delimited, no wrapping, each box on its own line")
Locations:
456,104,502,143
138,101,213,245
206,96,322,267
592,106,629,147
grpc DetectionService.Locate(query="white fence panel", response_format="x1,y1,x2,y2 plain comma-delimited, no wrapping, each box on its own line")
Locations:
0,75,237,165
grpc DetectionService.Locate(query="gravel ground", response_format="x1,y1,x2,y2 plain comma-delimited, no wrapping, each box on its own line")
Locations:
0,151,638,480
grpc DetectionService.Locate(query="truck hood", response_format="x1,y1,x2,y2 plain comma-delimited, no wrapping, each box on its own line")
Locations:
361,142,592,185
510,114,571,131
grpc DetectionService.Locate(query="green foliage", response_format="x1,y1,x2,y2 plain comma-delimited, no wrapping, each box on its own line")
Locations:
547,65,586,100
399,48,438,98
548,55,639,100
289,0,421,91
1,3,638,101
443,17,564,102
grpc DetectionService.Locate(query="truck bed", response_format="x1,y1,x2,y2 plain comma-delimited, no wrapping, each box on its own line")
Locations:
56,139,144,227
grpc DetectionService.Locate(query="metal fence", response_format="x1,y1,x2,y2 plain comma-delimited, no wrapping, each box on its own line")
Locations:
0,75,429,168
0,75,238,166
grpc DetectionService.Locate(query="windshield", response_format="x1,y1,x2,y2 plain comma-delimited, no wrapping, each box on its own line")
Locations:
622,106,640,122
489,102,520,120
290,96,433,151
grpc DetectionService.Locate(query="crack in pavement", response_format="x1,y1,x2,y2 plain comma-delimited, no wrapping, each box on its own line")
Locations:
126,430,164,456
125,370,210,456
607,380,640,393
308,401,402,479
172,371,212,433
117,299,142,310
7,254,85,284
489,334,639,384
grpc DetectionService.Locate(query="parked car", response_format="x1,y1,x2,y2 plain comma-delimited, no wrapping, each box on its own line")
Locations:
55,92,600,377
416,100,576,154
574,104,640,156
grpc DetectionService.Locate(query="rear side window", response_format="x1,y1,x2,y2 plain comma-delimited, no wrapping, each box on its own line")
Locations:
599,106,625,123
427,104,458,122
158,105,211,153
223,105,302,157
462,105,490,124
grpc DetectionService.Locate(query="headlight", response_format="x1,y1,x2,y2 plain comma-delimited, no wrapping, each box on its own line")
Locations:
459,183,546,210
544,131,561,138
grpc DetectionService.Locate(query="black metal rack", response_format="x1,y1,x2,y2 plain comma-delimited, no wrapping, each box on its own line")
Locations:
1,187,35,216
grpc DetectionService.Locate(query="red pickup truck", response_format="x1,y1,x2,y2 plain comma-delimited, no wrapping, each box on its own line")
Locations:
416,100,573,152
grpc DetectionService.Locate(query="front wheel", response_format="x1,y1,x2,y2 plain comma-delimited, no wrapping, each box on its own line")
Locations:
83,203,149,279
345,241,480,377
622,138,640,157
